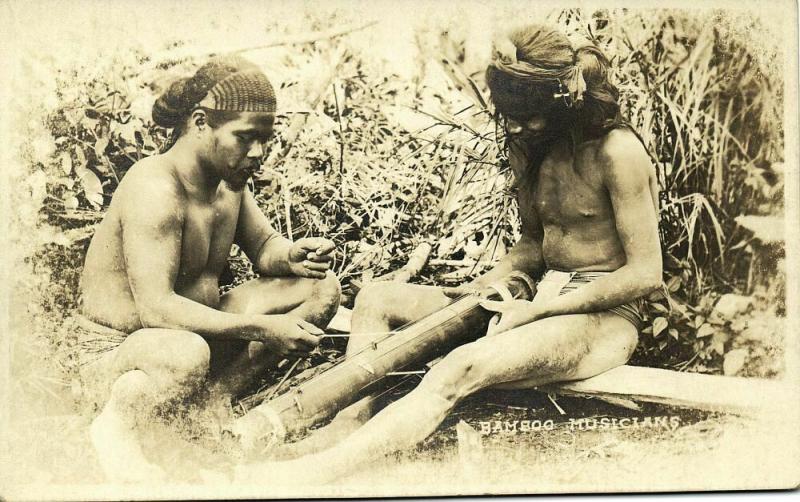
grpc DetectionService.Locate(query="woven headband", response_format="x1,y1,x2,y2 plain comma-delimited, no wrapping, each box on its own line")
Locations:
489,35,586,110
198,69,277,113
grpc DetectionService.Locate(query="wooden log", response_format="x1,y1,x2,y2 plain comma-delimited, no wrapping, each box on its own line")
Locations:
349,240,432,295
230,271,536,451
390,241,433,283
540,365,788,416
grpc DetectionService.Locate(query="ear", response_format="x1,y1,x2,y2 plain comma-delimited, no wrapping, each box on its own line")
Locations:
190,108,208,130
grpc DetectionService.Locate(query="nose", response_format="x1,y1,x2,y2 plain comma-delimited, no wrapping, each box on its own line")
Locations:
507,119,523,135
247,141,264,158
527,116,546,132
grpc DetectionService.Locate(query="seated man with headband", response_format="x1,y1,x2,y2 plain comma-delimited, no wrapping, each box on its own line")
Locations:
78,56,341,482
240,23,661,481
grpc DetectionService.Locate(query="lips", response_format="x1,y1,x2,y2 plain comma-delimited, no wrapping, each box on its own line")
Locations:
238,162,262,177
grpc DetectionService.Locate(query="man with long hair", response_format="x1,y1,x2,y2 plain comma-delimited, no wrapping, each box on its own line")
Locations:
240,23,661,481
77,56,341,482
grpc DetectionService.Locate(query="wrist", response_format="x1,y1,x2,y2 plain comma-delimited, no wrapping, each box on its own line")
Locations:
260,238,294,276
247,314,276,340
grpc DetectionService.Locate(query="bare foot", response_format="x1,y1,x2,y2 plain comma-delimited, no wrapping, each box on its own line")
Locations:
90,409,167,483
272,394,376,459
271,411,363,459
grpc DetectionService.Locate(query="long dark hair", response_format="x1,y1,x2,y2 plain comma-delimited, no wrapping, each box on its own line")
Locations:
486,24,628,181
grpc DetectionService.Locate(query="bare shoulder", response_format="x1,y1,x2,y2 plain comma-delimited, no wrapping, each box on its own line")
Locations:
114,154,186,210
596,128,654,185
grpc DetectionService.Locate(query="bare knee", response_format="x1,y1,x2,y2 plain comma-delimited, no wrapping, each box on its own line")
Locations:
305,271,341,326
417,346,489,403
315,271,341,311
132,329,210,382
352,282,398,323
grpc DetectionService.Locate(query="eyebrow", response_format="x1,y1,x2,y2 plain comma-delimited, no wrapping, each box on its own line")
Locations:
236,127,273,142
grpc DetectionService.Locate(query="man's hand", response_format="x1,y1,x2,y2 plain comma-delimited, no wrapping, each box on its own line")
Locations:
442,283,484,299
287,237,335,279
254,314,323,359
479,299,543,336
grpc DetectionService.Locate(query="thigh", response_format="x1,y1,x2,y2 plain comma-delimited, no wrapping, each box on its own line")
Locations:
79,328,210,406
220,275,330,315
354,282,452,329
489,312,639,390
427,311,638,397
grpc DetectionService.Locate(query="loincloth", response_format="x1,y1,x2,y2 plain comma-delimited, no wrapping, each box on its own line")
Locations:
535,270,645,331
72,314,129,368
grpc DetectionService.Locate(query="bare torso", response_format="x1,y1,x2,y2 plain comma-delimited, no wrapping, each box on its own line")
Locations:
517,129,659,272
80,157,243,332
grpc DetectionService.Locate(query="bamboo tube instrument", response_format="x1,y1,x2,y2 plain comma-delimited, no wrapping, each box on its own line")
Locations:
231,271,536,452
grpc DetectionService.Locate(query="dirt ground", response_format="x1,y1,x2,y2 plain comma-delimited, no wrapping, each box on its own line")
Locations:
2,381,794,498
1,305,793,496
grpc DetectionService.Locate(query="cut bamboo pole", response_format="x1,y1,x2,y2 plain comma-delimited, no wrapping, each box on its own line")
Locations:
231,272,536,451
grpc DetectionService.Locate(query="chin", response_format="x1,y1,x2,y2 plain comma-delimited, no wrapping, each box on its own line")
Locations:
224,178,249,192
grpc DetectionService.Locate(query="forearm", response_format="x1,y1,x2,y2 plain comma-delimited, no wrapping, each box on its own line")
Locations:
139,293,264,341
254,235,294,276
469,237,544,288
538,264,660,318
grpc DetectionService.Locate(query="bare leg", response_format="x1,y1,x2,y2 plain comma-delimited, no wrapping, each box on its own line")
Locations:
208,271,341,400
274,282,451,458
86,329,210,483
237,312,637,483
346,282,450,357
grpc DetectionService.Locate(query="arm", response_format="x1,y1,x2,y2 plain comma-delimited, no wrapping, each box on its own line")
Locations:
235,188,293,276
235,189,334,279
461,144,546,289
467,227,543,289
119,171,266,340
537,132,662,318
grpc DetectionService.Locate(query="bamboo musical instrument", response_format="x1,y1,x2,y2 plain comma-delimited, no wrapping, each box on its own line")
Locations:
231,271,536,452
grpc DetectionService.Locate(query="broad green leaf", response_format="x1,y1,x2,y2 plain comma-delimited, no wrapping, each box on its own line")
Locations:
722,349,748,376
652,317,668,338
696,323,715,338
650,303,669,314
80,169,104,209
94,137,110,160
666,275,682,293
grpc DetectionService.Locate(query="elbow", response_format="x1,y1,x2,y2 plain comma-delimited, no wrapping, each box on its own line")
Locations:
138,309,164,329
137,300,171,329
639,264,663,295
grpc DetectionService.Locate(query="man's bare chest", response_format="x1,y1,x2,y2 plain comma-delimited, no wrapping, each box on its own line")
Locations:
532,158,613,227
179,197,240,277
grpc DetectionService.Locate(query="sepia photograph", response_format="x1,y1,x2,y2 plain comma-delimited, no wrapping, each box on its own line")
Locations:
0,0,798,499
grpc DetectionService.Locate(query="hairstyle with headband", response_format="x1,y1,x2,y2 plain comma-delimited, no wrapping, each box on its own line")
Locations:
152,55,277,151
486,23,623,138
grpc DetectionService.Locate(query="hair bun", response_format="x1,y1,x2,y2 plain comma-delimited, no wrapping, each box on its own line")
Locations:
152,77,196,128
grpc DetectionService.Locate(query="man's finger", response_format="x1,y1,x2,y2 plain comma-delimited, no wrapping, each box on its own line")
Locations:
479,300,507,313
302,270,328,280
295,238,321,251
297,319,324,336
303,260,330,272
442,287,462,299
315,240,335,256
299,332,321,348
306,252,334,263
